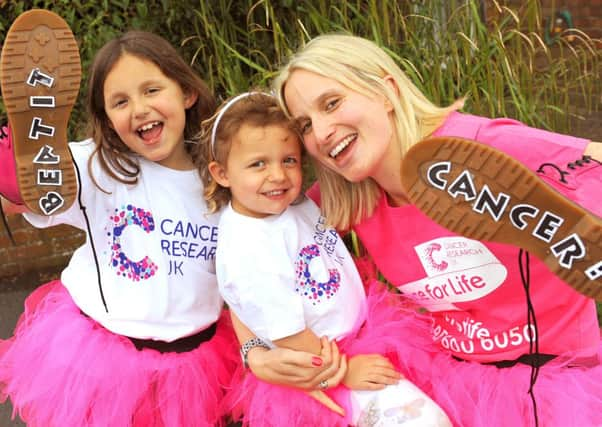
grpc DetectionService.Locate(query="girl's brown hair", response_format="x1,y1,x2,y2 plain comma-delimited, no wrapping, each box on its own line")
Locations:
86,31,215,187
195,92,300,213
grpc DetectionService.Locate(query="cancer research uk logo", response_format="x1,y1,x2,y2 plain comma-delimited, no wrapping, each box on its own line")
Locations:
402,237,508,311
107,204,217,281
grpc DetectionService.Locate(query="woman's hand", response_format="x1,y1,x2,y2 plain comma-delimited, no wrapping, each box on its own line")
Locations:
247,337,346,389
246,337,348,416
342,354,403,390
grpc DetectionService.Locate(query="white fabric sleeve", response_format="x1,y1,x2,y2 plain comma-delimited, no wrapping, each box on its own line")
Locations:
220,269,306,342
217,219,306,342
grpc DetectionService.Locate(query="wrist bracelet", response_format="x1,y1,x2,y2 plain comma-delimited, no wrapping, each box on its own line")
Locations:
240,337,270,368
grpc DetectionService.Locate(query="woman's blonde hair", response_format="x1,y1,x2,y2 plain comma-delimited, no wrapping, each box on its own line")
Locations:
273,34,462,230
194,92,300,213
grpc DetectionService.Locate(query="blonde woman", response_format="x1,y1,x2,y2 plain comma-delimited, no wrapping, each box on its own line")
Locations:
242,34,602,427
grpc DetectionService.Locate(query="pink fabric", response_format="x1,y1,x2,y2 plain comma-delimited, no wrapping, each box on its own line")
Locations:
347,113,602,426
0,125,23,204
425,344,602,427
357,197,599,363
224,281,438,427
0,281,239,427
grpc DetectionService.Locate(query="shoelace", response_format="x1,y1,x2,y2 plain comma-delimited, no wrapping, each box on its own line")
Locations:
537,155,600,183
0,127,107,311
568,155,600,169
519,249,540,427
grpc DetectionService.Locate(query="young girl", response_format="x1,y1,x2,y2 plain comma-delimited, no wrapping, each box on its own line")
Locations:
246,34,602,427
198,91,451,427
0,10,238,427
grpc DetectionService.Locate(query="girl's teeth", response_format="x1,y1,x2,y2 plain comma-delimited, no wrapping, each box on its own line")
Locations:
266,190,284,196
139,122,159,132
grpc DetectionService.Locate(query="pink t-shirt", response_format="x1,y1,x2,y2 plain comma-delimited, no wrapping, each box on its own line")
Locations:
312,112,599,363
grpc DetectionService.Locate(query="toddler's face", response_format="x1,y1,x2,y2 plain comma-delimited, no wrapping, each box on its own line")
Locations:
218,123,303,218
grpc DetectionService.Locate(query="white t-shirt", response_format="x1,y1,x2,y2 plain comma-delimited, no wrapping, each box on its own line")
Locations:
24,139,222,341
216,198,365,346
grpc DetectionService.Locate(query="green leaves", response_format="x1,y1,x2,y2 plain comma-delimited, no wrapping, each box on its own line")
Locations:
1,0,598,137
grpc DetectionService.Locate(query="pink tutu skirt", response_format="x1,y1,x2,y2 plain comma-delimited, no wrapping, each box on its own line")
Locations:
224,281,439,427
420,344,602,427
353,257,602,427
0,280,239,427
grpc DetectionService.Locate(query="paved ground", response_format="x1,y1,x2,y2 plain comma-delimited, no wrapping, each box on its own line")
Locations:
0,273,40,426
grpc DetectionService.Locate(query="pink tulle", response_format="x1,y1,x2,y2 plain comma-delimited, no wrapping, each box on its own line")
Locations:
352,259,602,427
224,281,439,427
421,348,602,427
0,280,239,427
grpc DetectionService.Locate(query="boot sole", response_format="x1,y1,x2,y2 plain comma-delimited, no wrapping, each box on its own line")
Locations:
400,136,602,300
0,9,80,215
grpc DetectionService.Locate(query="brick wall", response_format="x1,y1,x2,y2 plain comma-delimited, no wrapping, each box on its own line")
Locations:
541,0,602,40
0,214,83,279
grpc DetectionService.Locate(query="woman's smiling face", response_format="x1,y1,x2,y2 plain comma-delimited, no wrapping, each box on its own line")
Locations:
283,69,395,182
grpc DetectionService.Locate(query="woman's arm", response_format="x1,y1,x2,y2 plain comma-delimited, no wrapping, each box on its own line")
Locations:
275,327,403,392
230,311,347,415
231,311,345,388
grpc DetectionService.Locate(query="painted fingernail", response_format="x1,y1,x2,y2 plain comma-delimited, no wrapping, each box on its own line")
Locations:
312,356,323,367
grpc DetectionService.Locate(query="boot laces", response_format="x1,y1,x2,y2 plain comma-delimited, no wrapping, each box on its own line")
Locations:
537,155,601,183
568,155,601,169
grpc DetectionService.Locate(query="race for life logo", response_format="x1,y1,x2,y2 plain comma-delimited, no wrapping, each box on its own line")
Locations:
401,237,507,311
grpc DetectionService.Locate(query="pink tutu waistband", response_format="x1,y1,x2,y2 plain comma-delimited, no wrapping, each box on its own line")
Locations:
0,280,239,427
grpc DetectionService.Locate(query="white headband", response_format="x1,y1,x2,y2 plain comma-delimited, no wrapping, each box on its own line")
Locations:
210,91,269,159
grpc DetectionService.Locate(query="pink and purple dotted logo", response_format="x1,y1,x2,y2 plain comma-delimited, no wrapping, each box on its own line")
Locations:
295,244,340,304
108,204,158,281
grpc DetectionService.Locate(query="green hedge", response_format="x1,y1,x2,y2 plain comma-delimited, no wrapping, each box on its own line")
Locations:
2,0,600,139
1,1,600,322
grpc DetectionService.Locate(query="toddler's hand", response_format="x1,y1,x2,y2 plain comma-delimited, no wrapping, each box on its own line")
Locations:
343,354,403,390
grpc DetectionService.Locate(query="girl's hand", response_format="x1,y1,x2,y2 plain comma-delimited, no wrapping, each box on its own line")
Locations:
247,337,346,389
342,354,403,390
246,338,348,415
